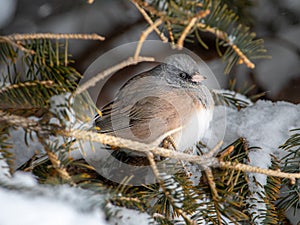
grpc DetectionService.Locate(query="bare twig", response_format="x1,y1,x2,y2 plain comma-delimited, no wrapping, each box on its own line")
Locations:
75,56,155,95
64,129,300,182
166,20,175,45
0,36,35,54
1,110,300,183
4,33,105,41
231,44,255,69
64,129,218,166
133,0,256,69
146,152,196,224
204,168,219,199
134,19,163,59
177,17,198,50
197,24,255,69
0,80,54,95
46,150,74,184
219,161,300,184
0,110,42,132
203,140,223,159
131,0,168,43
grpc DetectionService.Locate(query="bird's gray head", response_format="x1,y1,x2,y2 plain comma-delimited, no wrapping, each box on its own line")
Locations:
162,54,206,88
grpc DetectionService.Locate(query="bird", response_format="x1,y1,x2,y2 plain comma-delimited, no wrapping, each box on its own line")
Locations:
94,54,214,153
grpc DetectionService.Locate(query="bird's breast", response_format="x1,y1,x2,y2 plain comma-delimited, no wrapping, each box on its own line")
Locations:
172,106,213,152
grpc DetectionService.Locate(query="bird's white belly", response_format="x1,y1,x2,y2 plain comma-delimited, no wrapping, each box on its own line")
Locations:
174,108,213,152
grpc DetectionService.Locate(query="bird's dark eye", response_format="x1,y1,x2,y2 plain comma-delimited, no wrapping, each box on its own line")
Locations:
179,72,188,79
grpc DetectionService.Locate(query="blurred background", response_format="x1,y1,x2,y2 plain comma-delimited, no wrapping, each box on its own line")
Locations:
1,0,299,103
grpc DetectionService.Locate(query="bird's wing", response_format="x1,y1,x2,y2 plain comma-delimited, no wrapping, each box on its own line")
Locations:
95,88,190,144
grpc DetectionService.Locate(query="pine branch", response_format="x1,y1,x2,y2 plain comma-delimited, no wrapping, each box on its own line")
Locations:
278,128,300,212
132,0,267,73
75,56,155,95
4,33,105,41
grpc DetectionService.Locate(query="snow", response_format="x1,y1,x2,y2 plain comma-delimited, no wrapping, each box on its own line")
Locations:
2,92,300,224
0,153,10,178
0,172,108,225
210,99,300,224
108,205,152,225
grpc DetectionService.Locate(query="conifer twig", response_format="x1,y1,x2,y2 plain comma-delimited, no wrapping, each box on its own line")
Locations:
132,0,258,69
0,80,54,95
131,0,168,43
218,161,300,184
197,24,255,69
2,111,299,184
177,17,198,50
0,36,35,54
204,168,219,200
134,19,163,59
75,56,155,95
146,152,195,224
65,129,300,182
0,110,43,132
4,33,105,41
46,150,74,184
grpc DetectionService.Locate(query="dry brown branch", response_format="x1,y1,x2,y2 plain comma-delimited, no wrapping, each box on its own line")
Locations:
0,80,54,95
0,110,42,132
131,0,168,43
146,152,161,181
47,151,74,183
195,9,211,19
177,17,198,50
219,161,300,183
231,44,255,69
64,129,300,182
204,168,219,199
64,129,217,166
1,108,299,184
134,19,163,59
75,56,155,95
204,140,223,159
197,24,255,69
4,33,105,41
166,21,175,45
146,152,196,224
0,36,35,54
133,0,256,69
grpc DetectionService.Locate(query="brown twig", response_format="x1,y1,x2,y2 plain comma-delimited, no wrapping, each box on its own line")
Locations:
0,36,35,54
131,0,168,43
64,129,300,182
0,80,54,95
204,168,219,199
197,24,255,69
133,0,256,69
46,150,74,184
0,110,42,132
1,110,299,184
134,19,163,59
166,20,175,46
177,17,198,50
219,161,300,184
4,33,105,41
146,151,195,224
203,140,223,159
75,56,155,95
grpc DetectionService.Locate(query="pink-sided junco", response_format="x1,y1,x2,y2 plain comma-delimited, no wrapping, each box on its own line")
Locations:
95,54,214,152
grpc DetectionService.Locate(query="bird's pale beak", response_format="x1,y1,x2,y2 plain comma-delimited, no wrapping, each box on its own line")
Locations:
191,72,206,83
